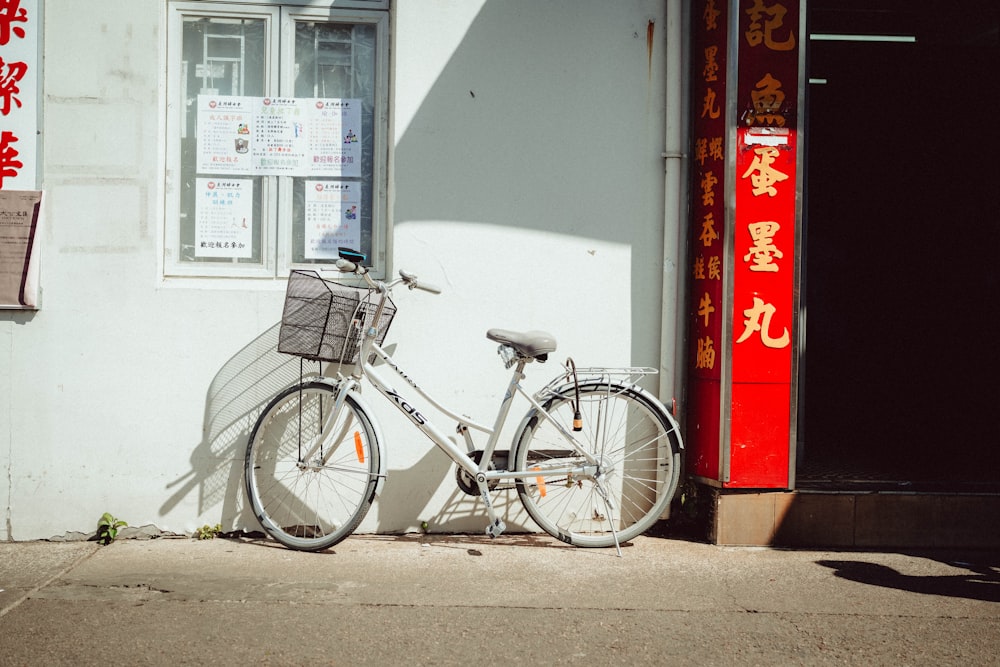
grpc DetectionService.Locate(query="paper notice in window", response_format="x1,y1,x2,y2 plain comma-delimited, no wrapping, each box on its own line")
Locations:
196,96,254,175
307,99,362,178
304,181,361,260
0,191,42,309
195,179,254,258
197,96,362,177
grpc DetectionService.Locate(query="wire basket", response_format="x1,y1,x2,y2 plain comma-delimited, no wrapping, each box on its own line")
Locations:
278,270,396,365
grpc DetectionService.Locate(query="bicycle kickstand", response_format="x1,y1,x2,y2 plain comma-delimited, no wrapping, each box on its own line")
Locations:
476,476,507,539
594,479,623,557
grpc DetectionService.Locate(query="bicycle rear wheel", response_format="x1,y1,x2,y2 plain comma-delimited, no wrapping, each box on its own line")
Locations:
245,381,380,551
513,382,681,548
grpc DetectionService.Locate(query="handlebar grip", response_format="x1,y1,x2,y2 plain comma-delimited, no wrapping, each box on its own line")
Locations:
335,258,369,275
399,269,441,294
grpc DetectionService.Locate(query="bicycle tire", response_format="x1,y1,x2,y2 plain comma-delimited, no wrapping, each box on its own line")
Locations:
513,382,681,548
245,381,380,551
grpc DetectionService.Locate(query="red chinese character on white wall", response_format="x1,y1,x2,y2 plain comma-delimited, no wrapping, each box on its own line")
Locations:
0,56,26,115
0,130,23,187
0,0,28,46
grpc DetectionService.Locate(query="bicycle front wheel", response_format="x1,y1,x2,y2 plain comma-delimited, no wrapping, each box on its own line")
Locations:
513,382,681,548
245,381,380,551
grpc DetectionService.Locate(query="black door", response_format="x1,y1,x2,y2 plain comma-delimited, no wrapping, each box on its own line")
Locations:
802,1,1000,486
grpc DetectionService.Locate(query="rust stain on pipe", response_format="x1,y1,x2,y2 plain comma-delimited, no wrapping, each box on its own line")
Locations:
647,19,655,76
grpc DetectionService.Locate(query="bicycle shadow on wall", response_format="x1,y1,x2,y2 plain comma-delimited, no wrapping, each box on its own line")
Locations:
160,322,308,529
158,319,539,538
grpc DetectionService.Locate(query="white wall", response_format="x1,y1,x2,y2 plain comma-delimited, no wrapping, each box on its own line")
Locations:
0,0,675,540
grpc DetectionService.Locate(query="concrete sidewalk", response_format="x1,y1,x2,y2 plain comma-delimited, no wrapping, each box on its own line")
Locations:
1,534,998,665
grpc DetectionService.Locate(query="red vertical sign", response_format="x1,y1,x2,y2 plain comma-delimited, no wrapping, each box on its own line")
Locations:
687,0,801,488
729,0,800,487
687,0,729,481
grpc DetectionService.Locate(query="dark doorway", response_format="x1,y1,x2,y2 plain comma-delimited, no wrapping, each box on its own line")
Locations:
801,1,1000,487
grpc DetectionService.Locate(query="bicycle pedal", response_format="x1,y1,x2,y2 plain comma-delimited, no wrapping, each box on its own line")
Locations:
485,517,506,539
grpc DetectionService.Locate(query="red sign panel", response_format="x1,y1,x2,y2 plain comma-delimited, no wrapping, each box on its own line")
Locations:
728,0,800,487
687,0,801,488
686,0,729,481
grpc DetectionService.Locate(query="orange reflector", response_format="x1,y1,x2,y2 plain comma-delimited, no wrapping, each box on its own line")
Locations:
532,467,546,498
354,431,365,464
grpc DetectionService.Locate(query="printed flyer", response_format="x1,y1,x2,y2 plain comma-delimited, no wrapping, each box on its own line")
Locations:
197,95,362,177
307,99,362,177
304,181,361,259
195,178,254,258
196,96,254,175
0,191,42,308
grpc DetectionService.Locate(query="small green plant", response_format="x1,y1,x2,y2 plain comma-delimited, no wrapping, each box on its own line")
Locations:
195,523,223,540
96,512,127,545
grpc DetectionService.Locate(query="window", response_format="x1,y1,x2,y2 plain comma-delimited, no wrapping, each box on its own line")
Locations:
165,1,390,279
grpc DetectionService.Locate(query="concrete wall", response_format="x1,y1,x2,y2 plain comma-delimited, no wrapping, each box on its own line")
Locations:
1,0,677,540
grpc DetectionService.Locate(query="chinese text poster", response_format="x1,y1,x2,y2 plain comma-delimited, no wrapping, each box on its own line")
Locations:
304,181,361,259
195,179,254,258
0,190,42,308
197,95,361,177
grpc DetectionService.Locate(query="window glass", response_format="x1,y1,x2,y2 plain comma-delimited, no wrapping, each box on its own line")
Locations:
180,17,268,265
291,22,377,264
166,3,388,279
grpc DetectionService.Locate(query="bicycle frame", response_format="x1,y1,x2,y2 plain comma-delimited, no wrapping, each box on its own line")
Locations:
351,336,600,484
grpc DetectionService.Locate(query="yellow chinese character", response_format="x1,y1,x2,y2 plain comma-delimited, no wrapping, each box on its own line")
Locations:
741,146,788,197
693,256,706,280
736,297,790,348
698,292,716,327
701,88,721,120
707,255,721,280
749,73,786,127
699,213,720,247
696,336,717,370
695,137,708,166
744,0,796,51
703,0,721,31
743,221,783,272
703,45,720,83
701,170,718,206
709,137,724,161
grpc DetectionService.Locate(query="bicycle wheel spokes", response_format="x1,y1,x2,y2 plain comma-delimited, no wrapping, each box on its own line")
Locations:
246,382,379,551
514,383,681,548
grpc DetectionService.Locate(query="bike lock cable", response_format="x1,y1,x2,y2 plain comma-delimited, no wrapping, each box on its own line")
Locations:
567,357,583,431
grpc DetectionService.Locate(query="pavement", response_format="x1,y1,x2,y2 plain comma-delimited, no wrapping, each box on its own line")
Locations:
0,533,998,666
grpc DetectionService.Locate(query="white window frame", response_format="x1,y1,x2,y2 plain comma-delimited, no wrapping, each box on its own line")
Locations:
163,1,390,281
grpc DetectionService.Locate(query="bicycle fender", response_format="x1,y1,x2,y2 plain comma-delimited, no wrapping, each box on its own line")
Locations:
536,380,684,449
312,377,389,496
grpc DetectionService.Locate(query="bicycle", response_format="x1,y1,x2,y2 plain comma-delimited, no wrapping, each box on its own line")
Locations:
245,249,683,554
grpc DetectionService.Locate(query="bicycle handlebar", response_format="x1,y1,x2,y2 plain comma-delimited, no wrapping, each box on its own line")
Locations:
398,269,441,294
335,258,366,274
333,258,441,295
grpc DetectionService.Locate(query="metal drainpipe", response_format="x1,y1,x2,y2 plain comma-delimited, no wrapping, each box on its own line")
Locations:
659,0,689,417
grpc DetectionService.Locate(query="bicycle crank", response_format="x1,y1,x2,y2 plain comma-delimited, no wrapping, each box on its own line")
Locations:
455,450,499,496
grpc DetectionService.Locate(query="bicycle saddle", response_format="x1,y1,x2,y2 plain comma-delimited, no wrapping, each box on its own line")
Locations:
486,328,557,360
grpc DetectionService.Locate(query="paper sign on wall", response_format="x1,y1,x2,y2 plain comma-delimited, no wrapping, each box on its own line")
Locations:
196,97,254,175
0,191,42,308
195,179,254,258
304,181,361,259
197,96,362,177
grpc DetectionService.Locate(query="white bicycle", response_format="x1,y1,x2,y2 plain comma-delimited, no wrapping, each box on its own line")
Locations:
245,250,683,554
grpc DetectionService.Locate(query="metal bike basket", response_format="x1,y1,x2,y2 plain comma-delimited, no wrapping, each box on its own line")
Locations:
278,270,396,365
